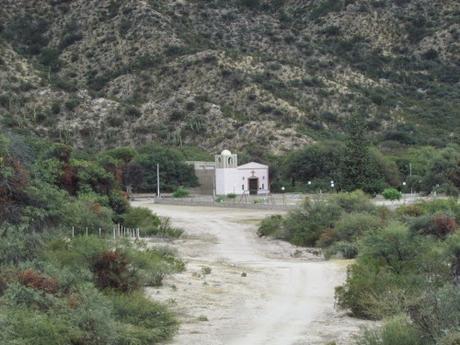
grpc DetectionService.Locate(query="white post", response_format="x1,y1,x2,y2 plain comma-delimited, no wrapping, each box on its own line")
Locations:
85,227,88,236
113,227,116,240
157,163,160,198
99,228,101,237
137,228,140,239
72,226,75,238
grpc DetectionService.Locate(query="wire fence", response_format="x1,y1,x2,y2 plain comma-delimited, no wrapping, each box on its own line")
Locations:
70,224,141,239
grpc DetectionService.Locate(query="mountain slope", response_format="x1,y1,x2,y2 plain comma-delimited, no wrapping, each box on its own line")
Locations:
0,0,459,152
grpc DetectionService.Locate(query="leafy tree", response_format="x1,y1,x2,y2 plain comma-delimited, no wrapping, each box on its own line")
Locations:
421,146,460,196
284,142,343,188
341,113,384,193
135,145,197,192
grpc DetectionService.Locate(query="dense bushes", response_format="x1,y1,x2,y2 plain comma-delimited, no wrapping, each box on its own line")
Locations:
259,194,460,345
0,234,183,345
0,132,185,344
258,191,384,258
334,198,460,345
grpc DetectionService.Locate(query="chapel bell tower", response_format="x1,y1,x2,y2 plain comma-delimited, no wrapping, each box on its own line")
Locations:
215,150,237,169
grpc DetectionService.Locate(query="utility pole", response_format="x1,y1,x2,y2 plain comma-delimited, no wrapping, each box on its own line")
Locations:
409,163,413,195
156,163,160,198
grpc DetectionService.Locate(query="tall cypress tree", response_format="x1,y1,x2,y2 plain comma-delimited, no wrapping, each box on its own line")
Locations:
341,112,371,192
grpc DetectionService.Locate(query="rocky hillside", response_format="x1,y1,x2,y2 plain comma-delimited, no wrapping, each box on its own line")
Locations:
0,0,459,153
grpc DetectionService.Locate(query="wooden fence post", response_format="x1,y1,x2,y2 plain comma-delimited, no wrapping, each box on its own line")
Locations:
113,227,116,240
85,227,88,236
99,228,101,237
72,226,75,238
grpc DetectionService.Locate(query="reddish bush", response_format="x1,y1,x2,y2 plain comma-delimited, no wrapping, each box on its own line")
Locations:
317,228,337,247
431,214,457,238
91,250,139,292
67,293,80,309
0,158,29,224
0,276,7,296
60,163,78,195
18,269,59,294
91,202,102,215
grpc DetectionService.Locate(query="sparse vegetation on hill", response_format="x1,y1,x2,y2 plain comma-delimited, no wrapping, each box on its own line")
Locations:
0,0,459,152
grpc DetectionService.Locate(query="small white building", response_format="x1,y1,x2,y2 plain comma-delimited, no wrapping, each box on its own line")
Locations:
215,150,269,196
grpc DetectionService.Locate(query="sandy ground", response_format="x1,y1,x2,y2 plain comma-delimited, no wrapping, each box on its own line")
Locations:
132,201,372,345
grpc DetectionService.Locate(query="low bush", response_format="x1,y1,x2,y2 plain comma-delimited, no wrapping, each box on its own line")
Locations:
110,292,178,344
409,212,458,238
333,213,383,243
151,217,183,238
331,190,375,213
124,207,161,229
18,269,59,294
123,207,182,238
356,315,421,345
172,187,190,198
284,201,342,246
325,241,358,259
382,188,402,201
257,215,283,238
91,249,139,292
126,245,184,287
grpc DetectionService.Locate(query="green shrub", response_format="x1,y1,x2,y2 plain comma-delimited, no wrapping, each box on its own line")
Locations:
310,0,344,20
69,286,118,345
257,215,283,238
124,207,161,229
0,226,43,265
126,245,184,287
359,223,422,274
408,285,460,342
336,223,431,319
151,217,183,238
238,0,261,9
335,263,407,319
0,306,79,345
64,97,80,110
331,191,375,213
110,292,178,344
124,208,182,238
172,187,190,198
409,212,457,238
325,241,358,259
356,315,421,345
43,236,109,270
382,188,402,201
284,201,342,246
439,332,460,345
334,212,383,242
39,48,61,72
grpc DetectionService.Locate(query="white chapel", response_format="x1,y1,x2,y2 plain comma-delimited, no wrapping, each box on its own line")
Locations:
214,150,269,196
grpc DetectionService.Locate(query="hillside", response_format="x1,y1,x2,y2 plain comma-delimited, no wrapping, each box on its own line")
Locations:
0,0,459,153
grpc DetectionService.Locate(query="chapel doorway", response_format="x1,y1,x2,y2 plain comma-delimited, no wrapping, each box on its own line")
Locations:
248,178,259,195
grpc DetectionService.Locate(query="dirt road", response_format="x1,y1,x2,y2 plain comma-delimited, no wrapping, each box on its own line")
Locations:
132,202,369,345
